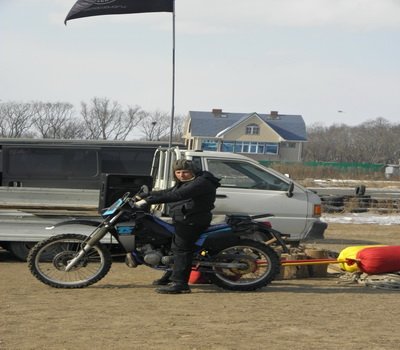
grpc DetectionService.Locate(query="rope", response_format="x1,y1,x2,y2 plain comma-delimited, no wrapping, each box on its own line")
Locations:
361,272,400,290
337,271,362,285
337,271,400,290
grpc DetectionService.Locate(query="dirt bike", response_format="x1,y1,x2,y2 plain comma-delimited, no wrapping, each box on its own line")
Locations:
28,187,289,291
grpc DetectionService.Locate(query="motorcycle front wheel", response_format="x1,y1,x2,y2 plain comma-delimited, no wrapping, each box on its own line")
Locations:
27,234,112,289
208,239,280,291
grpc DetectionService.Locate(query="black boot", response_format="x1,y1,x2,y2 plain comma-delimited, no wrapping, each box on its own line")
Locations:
156,282,191,294
152,270,172,286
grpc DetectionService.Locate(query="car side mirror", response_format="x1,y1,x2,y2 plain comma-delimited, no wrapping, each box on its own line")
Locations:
286,182,294,198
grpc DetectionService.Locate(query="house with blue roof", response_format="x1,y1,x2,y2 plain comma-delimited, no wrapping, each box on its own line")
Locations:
183,109,307,161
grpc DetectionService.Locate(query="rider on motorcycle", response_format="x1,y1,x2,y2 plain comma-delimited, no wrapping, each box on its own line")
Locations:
135,159,220,294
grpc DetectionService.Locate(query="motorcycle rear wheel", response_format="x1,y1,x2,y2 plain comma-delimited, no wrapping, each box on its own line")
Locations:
28,234,112,289
208,239,280,291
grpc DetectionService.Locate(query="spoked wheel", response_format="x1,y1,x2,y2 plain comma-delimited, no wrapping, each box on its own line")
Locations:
27,234,112,288
208,239,280,291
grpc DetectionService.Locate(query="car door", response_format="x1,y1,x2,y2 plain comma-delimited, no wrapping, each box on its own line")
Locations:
203,158,308,236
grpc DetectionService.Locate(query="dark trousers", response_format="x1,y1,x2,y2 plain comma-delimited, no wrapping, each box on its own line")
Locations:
170,222,207,284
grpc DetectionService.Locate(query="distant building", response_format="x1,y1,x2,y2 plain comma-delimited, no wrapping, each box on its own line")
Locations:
183,109,307,161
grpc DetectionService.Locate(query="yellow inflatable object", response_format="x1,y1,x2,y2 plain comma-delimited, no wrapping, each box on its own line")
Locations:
338,245,386,272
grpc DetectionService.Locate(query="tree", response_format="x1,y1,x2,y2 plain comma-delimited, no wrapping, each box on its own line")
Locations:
137,110,171,141
354,118,399,164
32,102,82,139
170,114,185,142
137,111,186,142
303,118,400,163
0,101,36,138
58,119,87,140
80,97,143,140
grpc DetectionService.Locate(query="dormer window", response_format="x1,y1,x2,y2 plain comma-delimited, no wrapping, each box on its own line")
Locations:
245,124,259,135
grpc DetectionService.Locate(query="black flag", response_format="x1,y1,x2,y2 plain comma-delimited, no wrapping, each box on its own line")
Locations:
65,0,174,24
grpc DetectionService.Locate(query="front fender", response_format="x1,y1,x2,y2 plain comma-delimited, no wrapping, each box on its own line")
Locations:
47,219,101,230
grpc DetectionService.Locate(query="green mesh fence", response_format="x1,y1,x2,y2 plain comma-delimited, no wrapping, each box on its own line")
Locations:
259,160,385,172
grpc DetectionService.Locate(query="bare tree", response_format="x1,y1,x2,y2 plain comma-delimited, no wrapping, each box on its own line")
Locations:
137,111,186,142
32,102,78,139
80,97,143,140
304,118,400,163
170,114,185,142
0,101,36,137
354,118,399,164
138,110,171,141
58,119,87,140
304,124,332,161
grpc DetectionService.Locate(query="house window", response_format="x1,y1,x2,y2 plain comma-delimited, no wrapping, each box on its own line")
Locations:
221,141,278,155
265,143,278,154
201,139,217,151
245,124,259,135
221,142,234,152
234,143,242,153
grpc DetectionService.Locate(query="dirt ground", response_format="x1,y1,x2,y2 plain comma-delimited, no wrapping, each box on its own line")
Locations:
1,223,400,350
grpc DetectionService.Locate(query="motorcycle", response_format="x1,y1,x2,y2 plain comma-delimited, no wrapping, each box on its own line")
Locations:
27,187,289,291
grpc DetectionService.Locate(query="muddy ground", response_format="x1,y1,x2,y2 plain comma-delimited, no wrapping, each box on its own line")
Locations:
1,222,400,350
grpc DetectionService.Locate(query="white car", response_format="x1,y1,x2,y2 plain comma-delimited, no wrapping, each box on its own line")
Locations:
151,148,327,242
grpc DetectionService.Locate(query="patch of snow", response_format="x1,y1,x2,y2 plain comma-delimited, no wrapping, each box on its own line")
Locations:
312,179,400,188
322,213,400,225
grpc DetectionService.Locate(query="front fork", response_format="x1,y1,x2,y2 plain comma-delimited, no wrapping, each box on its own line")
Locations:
65,214,122,271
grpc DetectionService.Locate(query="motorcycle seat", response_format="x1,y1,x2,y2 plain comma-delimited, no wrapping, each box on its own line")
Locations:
203,223,231,233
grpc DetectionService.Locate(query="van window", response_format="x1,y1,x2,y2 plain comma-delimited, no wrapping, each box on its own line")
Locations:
6,148,98,178
100,148,155,175
207,159,289,191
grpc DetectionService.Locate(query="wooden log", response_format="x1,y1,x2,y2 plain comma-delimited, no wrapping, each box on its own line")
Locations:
278,253,309,280
304,248,329,277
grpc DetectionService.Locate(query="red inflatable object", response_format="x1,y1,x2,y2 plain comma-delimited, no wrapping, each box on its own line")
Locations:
356,246,400,274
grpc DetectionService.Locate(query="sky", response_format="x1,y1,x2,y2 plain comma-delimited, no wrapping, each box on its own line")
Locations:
1,0,400,129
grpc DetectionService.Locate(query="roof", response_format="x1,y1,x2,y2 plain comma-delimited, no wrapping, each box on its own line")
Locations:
0,138,182,149
188,111,307,141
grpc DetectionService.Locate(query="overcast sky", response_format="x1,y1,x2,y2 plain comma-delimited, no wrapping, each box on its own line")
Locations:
1,0,400,128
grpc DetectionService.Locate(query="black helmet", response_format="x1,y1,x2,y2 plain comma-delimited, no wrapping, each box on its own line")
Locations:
172,159,199,174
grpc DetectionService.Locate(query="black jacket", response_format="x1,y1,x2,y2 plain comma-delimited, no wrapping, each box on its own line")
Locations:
145,171,220,225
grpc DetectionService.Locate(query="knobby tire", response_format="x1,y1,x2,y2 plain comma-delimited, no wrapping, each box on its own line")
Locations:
208,239,280,291
27,234,112,289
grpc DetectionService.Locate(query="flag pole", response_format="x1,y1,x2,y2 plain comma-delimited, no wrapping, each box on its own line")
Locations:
168,0,176,148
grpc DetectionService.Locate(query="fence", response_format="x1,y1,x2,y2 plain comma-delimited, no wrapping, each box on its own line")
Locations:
320,194,400,214
259,160,400,213
259,160,388,180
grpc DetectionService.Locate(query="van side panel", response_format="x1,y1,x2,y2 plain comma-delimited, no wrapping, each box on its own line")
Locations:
2,145,158,189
